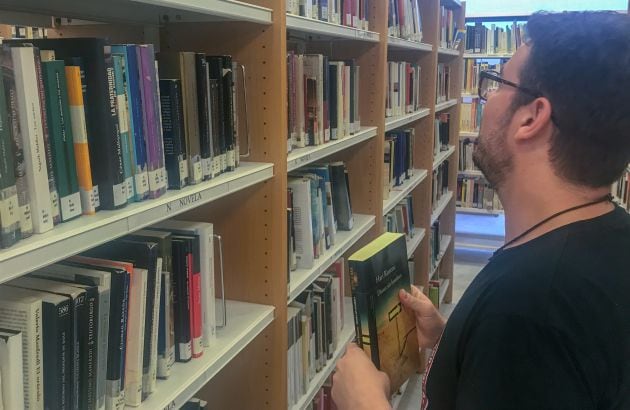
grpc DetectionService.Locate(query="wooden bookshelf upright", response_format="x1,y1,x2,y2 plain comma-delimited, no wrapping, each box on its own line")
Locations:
0,0,464,408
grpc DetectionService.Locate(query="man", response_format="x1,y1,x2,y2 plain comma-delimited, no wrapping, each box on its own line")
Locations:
332,11,630,409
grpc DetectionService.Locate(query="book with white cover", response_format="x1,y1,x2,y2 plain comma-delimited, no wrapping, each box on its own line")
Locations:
0,328,23,410
0,288,43,410
10,46,53,233
288,176,315,270
151,220,217,347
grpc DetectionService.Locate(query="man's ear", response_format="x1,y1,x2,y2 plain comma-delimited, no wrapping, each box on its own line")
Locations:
513,97,554,142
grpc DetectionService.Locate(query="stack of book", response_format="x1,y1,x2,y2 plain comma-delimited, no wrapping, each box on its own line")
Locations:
287,53,360,151
385,61,422,118
439,5,463,49
436,62,451,103
287,260,345,406
465,22,526,55
613,168,629,210
463,60,504,95
288,162,354,272
457,176,502,210
460,98,483,133
434,113,450,157
429,219,441,274
0,39,243,250
458,138,477,172
431,160,449,210
384,195,415,240
387,0,423,42
383,129,415,199
286,0,371,30
0,219,218,409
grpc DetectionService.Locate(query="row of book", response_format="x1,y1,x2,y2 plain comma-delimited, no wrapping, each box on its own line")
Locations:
386,61,422,119
464,22,526,55
458,138,477,172
383,129,415,199
436,62,451,104
462,60,504,95
456,177,502,211
428,219,442,275
613,168,629,210
286,0,371,31
384,195,415,242
287,261,345,406
288,162,354,272
0,37,243,249
388,0,423,42
433,112,451,157
460,98,483,133
431,160,449,211
287,53,360,151
4,25,47,40
0,219,218,410
439,6,464,49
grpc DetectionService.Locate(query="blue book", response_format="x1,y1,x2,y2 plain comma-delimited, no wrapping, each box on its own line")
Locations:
112,44,149,201
303,166,336,248
112,55,135,202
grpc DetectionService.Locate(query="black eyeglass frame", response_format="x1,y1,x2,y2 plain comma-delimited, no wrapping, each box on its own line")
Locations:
478,70,542,102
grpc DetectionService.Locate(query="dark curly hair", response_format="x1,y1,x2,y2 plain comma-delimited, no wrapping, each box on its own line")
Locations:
513,11,630,187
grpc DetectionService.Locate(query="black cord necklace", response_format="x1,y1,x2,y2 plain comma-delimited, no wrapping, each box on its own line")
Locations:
495,193,614,254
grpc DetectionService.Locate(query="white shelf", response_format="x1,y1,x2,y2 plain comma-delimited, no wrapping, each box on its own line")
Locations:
406,227,426,259
457,206,503,216
137,300,274,409
287,127,377,172
437,47,460,56
391,373,423,409
459,130,479,138
0,0,273,25
435,98,458,112
291,297,355,410
288,214,375,303
438,278,450,305
458,169,484,177
286,14,379,42
463,53,513,59
383,170,429,216
0,162,274,283
428,234,452,280
439,303,456,319
387,36,432,51
385,108,431,132
430,190,453,225
432,145,455,171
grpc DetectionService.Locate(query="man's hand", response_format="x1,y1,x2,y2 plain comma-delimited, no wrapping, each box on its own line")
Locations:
332,343,391,410
399,285,446,349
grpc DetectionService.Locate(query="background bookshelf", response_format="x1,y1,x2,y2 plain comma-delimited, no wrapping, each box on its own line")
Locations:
0,0,464,408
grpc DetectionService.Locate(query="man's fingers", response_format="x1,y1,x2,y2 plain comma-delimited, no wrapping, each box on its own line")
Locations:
399,288,427,313
411,284,424,298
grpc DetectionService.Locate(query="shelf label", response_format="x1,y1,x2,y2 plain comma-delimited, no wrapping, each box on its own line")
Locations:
166,192,204,214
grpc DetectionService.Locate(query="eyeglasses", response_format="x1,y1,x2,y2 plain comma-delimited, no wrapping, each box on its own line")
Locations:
478,70,542,102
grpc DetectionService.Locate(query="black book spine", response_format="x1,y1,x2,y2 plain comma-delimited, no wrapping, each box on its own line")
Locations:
172,239,192,362
324,283,333,358
328,64,338,140
209,79,221,176
106,270,128,404
195,55,212,180
141,245,158,398
206,58,226,171
159,79,187,189
41,299,72,410
83,286,99,410
72,291,87,410
221,56,235,171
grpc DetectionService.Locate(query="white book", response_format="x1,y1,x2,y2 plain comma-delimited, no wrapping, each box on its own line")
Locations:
0,289,43,410
151,220,217,347
288,177,315,269
0,329,23,410
147,260,162,395
10,46,53,234
330,276,341,346
34,264,113,410
124,267,147,407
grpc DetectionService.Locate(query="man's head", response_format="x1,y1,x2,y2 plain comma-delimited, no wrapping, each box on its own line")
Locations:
473,12,630,192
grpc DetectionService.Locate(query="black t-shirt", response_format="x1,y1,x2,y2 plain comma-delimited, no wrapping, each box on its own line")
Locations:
424,206,630,409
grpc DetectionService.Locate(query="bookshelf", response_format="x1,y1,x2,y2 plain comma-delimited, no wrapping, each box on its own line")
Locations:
0,0,464,408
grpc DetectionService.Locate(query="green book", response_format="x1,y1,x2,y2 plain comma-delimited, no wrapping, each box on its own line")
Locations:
41,59,82,222
348,232,420,394
0,68,20,248
112,55,135,202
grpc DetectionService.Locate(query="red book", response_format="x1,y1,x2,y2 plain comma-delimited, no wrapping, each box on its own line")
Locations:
175,235,204,359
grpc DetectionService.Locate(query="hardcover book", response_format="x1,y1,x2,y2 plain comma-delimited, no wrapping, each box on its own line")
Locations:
348,232,420,393
0,328,23,410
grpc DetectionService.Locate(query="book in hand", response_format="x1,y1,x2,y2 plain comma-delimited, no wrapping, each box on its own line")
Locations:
348,232,420,393
0,328,24,410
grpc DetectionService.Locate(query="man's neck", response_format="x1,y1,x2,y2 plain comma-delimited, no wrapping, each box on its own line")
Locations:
498,179,613,247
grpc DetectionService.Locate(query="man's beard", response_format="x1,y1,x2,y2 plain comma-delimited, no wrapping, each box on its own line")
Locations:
472,118,513,190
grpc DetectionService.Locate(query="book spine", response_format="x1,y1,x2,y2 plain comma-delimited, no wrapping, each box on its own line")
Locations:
105,271,127,410
33,50,61,225
10,46,54,234
222,57,235,171
148,261,162,394
65,66,98,216
124,269,147,407
173,240,192,362
83,289,98,410
195,55,213,180
209,79,222,177
152,61,168,197
157,269,175,379
41,300,72,410
0,57,20,248
112,55,135,202
141,256,159,398
124,46,149,201
189,251,203,358
159,80,188,189
200,227,216,347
